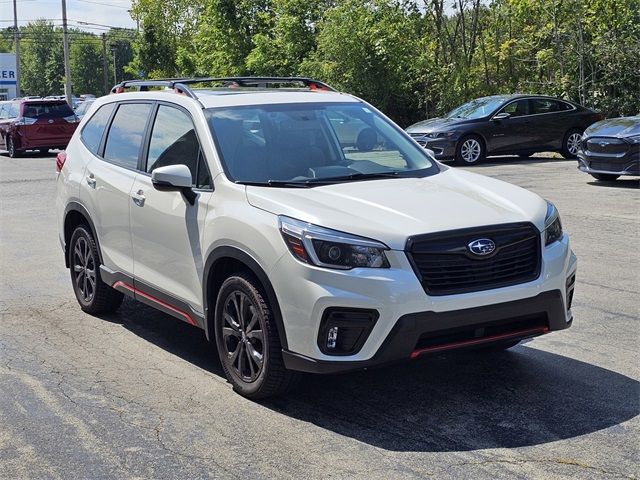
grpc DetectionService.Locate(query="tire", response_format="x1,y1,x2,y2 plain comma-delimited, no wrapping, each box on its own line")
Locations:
590,173,620,181
477,340,521,352
38,148,49,154
454,135,485,165
561,129,582,159
214,273,298,399
7,136,19,158
69,225,124,314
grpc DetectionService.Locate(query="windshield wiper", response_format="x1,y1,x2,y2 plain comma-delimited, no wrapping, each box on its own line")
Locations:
303,171,406,184
236,180,313,188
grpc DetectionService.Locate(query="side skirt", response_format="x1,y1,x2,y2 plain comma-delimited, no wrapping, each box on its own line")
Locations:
100,266,205,329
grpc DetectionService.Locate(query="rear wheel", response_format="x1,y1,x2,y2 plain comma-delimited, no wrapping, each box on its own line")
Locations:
7,136,19,158
69,225,124,314
590,173,620,181
455,135,485,165
214,273,298,399
561,129,582,159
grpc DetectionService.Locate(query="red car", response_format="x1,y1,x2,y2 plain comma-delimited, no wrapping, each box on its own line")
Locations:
0,99,79,157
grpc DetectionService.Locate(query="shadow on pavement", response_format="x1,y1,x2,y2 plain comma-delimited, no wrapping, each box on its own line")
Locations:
477,155,572,166
114,298,640,453
587,179,639,189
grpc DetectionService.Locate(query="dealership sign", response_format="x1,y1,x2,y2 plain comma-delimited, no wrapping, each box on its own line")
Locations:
0,53,18,99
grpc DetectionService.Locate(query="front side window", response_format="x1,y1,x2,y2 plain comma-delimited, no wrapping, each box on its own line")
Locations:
146,105,211,189
206,102,438,185
500,99,530,117
80,103,116,154
103,103,152,169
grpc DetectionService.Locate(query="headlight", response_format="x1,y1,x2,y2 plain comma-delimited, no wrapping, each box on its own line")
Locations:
544,201,563,246
427,131,456,139
279,216,390,269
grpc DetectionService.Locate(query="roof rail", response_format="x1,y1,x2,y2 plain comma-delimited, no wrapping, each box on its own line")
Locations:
111,76,336,99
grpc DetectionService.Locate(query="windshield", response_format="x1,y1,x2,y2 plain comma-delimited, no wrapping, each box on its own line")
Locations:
446,97,506,120
206,102,438,186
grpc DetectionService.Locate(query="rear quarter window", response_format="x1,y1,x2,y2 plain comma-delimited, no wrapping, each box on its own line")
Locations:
80,103,116,155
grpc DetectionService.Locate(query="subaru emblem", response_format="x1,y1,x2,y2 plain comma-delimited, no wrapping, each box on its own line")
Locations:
468,238,496,256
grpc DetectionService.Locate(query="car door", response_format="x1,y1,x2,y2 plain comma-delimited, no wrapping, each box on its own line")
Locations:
130,103,213,312
486,99,534,153
80,102,153,276
0,102,17,150
529,98,566,148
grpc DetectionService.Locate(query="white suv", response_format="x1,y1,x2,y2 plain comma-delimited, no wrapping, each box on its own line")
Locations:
56,77,577,399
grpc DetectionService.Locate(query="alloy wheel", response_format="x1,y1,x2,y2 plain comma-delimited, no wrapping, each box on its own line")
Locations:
222,291,265,383
73,236,96,302
460,138,482,163
567,132,581,156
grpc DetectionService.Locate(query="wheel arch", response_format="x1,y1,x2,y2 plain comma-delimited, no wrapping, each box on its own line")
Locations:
203,246,288,349
63,202,103,268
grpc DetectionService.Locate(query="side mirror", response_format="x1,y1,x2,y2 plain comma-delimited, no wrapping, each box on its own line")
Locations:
492,112,511,121
151,164,196,205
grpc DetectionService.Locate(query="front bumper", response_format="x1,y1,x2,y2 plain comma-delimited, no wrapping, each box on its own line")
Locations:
273,233,577,373
577,149,640,176
283,290,568,373
409,134,458,159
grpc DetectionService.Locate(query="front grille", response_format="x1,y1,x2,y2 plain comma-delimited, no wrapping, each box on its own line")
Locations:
407,223,541,296
586,137,629,155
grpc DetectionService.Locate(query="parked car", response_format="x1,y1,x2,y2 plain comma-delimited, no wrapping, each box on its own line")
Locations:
74,99,95,120
406,95,603,164
56,77,577,399
0,99,79,157
577,116,640,181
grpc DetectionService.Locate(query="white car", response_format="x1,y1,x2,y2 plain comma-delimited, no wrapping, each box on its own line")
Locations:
55,77,577,399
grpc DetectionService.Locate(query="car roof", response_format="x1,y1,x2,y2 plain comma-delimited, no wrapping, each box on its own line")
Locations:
193,89,359,108
475,93,575,103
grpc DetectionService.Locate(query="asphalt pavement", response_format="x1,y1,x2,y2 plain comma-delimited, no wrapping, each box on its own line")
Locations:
1,152,638,479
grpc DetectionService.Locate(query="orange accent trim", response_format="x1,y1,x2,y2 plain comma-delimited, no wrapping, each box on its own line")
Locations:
410,326,549,359
112,281,198,326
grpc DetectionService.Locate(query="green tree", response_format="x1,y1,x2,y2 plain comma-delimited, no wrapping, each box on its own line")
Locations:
19,21,64,96
70,34,103,95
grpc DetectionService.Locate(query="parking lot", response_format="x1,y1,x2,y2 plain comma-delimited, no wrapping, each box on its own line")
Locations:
0,152,638,479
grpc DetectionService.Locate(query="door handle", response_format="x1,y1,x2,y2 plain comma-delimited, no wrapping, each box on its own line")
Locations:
132,189,145,207
86,173,96,188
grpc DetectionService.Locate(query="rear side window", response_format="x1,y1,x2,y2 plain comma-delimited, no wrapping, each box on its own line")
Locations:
103,103,153,169
22,102,74,119
80,103,116,154
146,105,211,189
531,99,562,115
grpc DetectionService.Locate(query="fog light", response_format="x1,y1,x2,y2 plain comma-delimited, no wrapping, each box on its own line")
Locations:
327,327,339,349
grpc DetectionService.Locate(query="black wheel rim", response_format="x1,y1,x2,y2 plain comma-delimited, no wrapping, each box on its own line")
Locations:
73,236,96,302
222,291,265,383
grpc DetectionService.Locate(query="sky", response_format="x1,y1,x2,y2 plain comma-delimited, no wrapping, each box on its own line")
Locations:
2,0,137,33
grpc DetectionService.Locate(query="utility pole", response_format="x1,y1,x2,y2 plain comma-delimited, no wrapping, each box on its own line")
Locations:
12,0,20,98
61,0,72,105
110,44,117,84
101,34,109,95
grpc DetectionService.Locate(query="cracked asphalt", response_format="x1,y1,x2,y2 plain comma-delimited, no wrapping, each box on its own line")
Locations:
1,152,638,479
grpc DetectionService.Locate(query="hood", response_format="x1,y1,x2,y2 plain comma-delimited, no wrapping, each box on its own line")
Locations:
405,117,469,134
586,116,640,137
246,168,547,250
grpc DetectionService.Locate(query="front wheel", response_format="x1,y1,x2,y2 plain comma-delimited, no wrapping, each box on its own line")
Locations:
7,136,19,158
214,273,298,399
561,130,582,159
454,135,485,165
590,173,620,182
69,225,124,314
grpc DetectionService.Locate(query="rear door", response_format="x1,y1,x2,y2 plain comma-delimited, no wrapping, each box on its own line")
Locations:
130,103,213,312
80,102,153,276
529,98,569,149
20,101,79,148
